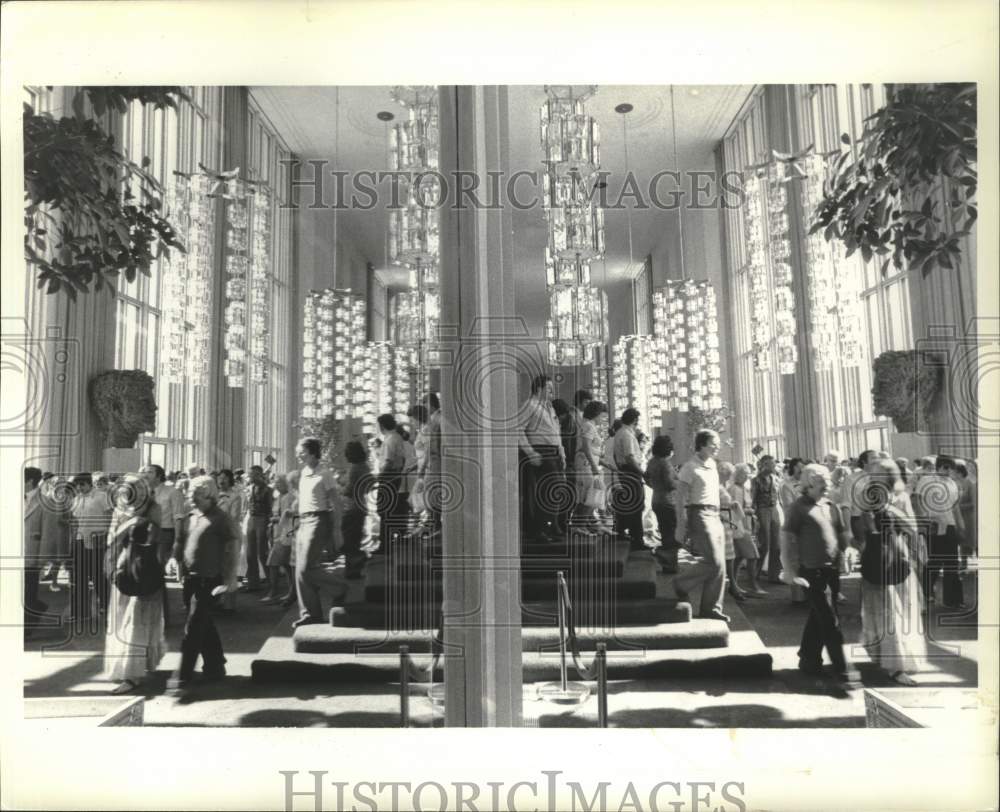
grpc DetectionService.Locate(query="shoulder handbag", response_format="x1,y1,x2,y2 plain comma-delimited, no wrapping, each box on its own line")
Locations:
861,513,911,586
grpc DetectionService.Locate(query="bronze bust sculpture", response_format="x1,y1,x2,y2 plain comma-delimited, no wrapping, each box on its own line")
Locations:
89,370,158,448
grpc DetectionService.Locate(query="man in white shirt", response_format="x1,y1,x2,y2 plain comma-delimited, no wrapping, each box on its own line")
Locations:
518,375,566,541
672,429,729,623
69,473,113,619
140,464,186,568
293,437,348,627
612,407,646,551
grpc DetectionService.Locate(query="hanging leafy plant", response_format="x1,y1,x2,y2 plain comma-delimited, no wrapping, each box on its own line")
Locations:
871,350,942,433
23,86,189,299
809,83,976,277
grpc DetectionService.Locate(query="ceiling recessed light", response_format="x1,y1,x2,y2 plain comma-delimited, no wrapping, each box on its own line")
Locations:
688,89,701,97
614,103,634,114
376,111,395,122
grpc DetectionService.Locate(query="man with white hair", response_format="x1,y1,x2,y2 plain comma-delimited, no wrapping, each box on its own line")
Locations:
168,475,233,695
823,450,842,472
782,463,855,681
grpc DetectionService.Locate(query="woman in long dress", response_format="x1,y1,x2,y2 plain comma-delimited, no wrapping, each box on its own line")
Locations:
103,474,167,694
860,459,927,686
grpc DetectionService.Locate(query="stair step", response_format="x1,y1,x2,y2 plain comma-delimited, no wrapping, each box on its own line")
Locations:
293,618,728,655
330,597,692,629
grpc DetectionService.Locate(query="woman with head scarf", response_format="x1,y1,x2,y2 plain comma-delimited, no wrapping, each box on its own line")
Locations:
859,458,927,685
102,474,166,694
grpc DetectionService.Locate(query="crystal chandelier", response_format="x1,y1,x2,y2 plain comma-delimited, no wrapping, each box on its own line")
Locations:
767,161,797,374
540,85,601,179
612,335,654,435
799,152,863,369
647,88,724,415
743,170,774,372
301,288,367,420
388,86,441,368
249,185,272,384
161,172,216,387
223,177,251,387
389,85,439,174
541,85,607,367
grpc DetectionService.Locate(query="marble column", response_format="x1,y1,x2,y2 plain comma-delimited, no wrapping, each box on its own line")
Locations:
438,85,523,726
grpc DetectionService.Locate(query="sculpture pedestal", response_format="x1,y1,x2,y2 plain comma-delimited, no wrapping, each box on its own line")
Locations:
102,448,141,476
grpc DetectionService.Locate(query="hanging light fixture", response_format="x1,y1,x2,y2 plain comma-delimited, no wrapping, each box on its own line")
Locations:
222,176,251,387
650,87,724,412
388,85,441,385
612,335,654,436
542,85,607,367
799,151,863,370
767,160,797,374
161,172,216,387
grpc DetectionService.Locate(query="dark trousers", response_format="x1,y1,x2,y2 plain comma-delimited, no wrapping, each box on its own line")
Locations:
798,565,847,672
342,508,367,577
614,469,646,550
653,504,679,569
177,575,226,681
70,537,109,619
928,526,964,607
378,475,405,550
521,445,565,537
758,506,782,580
246,516,270,586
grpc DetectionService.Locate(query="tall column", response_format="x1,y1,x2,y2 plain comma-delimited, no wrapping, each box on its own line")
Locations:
205,87,249,469
438,85,523,727
770,85,827,456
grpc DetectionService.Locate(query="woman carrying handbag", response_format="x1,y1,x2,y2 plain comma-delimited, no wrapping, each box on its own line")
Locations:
860,459,927,686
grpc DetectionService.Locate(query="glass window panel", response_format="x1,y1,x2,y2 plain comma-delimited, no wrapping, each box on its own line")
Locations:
147,443,166,468
145,312,159,374
152,107,165,183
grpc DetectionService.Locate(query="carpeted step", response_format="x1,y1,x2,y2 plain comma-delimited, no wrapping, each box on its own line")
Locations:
294,618,727,655
330,596,692,629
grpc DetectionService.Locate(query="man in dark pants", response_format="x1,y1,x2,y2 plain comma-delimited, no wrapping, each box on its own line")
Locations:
612,408,646,551
244,465,274,593
168,475,233,695
782,464,856,682
518,375,566,542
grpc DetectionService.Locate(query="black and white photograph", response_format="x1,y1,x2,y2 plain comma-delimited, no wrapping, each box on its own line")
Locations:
1,2,997,810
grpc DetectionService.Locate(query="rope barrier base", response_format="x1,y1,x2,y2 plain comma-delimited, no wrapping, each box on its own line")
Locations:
536,681,591,706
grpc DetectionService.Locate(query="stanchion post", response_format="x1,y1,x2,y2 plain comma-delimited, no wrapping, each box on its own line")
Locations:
596,642,608,728
400,645,410,728
557,571,568,692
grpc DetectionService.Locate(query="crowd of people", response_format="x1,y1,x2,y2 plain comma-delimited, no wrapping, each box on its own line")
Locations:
21,392,444,697
22,376,978,694
516,375,979,684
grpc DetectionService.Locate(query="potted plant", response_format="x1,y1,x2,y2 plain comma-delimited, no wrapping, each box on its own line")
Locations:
809,83,976,277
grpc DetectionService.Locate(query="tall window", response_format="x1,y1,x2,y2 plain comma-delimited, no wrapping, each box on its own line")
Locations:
797,84,906,456
245,99,293,468
115,88,224,471
721,89,785,458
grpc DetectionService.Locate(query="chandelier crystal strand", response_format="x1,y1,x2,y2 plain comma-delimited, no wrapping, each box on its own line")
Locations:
249,184,272,384
161,174,191,384
301,292,321,419
185,173,216,387
223,177,251,387
542,85,606,367
767,161,798,374
612,335,654,436
743,170,773,371
800,152,839,371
